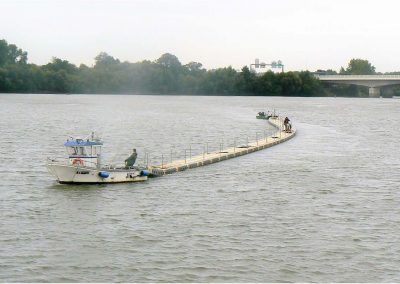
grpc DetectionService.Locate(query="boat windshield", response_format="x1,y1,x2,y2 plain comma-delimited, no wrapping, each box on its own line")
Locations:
66,147,76,155
66,146,88,156
91,146,101,156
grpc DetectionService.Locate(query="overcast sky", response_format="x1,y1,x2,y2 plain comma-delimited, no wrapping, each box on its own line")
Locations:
1,0,400,72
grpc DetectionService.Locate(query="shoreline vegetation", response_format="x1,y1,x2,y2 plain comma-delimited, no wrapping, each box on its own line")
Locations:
1,39,399,97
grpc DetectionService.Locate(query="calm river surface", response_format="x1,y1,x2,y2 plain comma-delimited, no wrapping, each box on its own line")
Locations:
0,94,399,282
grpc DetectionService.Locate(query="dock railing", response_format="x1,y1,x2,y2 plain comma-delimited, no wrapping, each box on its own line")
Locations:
144,116,292,175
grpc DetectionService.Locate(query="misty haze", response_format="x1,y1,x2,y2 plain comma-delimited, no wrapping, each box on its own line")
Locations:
1,0,400,283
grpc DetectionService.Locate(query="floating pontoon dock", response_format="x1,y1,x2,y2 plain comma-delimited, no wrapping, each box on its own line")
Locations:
148,116,296,176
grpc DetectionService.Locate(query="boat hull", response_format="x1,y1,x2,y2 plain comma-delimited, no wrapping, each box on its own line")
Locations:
47,163,148,184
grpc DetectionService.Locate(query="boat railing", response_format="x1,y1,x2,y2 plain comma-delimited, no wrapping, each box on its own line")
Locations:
46,157,143,170
46,157,99,169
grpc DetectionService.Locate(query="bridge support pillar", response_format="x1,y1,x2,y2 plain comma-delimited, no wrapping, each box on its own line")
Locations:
369,87,380,98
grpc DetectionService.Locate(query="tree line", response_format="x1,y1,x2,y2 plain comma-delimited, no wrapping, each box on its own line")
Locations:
1,39,396,96
0,39,322,96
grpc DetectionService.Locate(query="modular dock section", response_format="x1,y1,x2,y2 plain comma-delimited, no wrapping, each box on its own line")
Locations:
148,116,296,176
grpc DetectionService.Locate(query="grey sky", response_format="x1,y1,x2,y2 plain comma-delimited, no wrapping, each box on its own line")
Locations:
1,0,400,72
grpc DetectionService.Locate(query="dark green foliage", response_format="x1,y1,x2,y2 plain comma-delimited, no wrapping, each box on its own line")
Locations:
324,84,368,97
340,58,376,75
0,38,330,96
0,39,27,66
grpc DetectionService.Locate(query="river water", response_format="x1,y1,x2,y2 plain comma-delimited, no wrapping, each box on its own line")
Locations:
0,94,399,282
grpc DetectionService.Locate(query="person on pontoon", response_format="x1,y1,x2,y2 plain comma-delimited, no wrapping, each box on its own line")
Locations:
284,117,291,132
125,149,138,169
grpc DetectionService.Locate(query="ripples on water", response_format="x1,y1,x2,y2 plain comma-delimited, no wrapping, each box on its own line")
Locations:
0,94,399,282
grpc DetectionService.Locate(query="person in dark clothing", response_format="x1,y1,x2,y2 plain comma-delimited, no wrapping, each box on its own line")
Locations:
125,149,138,168
284,117,291,132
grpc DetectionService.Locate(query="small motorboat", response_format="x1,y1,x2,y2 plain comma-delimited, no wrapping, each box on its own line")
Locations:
257,109,279,120
46,132,149,184
256,111,270,119
256,110,278,120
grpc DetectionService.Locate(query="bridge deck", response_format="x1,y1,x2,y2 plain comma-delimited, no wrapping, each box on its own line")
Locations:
316,74,400,81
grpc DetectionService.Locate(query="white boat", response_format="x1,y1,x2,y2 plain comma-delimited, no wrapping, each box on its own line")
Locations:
46,133,149,184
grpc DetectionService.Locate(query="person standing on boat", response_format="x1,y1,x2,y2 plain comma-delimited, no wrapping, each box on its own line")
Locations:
125,149,138,168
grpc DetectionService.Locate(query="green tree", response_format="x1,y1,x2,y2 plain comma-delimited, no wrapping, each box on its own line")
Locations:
257,71,281,95
298,71,322,96
155,53,184,93
0,39,28,66
94,52,120,68
41,58,78,93
43,57,77,73
235,66,256,94
184,62,204,73
201,67,238,95
341,58,376,75
156,53,182,69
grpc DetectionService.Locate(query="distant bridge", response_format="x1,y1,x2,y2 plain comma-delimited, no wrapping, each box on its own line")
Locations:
315,75,400,97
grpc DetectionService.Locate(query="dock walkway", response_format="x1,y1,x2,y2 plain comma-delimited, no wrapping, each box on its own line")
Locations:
148,116,296,176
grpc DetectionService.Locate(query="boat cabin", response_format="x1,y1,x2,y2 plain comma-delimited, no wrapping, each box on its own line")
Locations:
64,137,103,168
